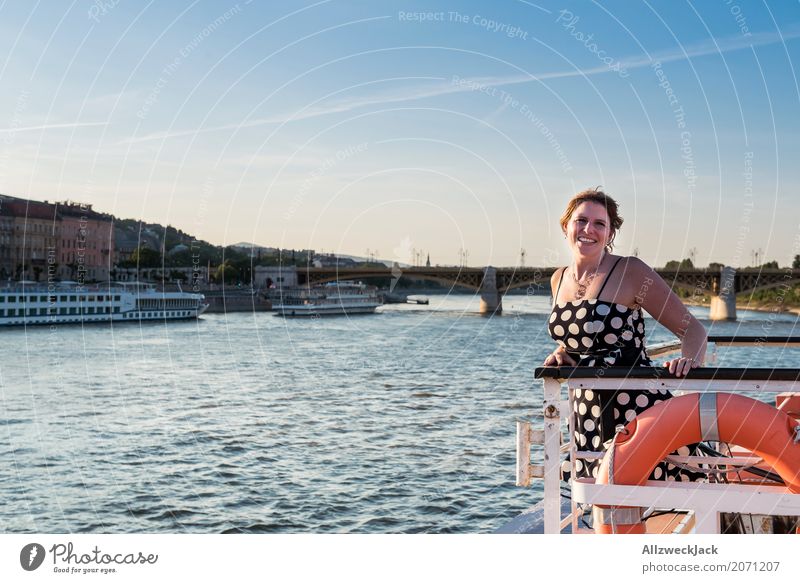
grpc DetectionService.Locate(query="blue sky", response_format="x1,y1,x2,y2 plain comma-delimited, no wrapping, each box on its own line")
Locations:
1,0,799,268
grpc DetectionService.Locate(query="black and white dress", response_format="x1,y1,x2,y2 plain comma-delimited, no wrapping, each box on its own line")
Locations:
548,258,704,482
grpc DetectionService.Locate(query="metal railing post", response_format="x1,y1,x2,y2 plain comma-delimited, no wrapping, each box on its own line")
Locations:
543,377,562,533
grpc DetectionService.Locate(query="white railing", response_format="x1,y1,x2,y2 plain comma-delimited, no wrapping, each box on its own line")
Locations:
517,336,800,534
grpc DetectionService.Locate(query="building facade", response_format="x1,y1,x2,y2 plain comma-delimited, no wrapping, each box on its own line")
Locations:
254,265,298,289
56,202,114,282
0,195,114,283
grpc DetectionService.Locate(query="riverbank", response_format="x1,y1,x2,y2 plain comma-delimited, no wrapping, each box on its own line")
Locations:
736,302,800,316
684,299,800,316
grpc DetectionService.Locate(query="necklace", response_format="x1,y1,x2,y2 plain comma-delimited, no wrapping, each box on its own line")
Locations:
571,253,605,300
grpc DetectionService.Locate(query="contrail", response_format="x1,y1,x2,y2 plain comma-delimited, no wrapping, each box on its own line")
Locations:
0,121,108,135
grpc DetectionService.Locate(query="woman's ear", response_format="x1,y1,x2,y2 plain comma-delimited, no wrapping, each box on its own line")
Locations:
606,231,615,251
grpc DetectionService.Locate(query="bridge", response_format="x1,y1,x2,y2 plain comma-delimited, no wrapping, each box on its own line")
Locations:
297,266,800,319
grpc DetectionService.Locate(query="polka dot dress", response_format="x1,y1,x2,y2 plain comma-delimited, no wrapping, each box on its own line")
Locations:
548,263,706,483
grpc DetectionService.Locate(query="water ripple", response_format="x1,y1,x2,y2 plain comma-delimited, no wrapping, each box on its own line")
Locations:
0,300,795,532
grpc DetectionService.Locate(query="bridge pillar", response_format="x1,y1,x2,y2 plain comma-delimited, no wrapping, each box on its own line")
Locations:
479,266,502,314
710,266,737,321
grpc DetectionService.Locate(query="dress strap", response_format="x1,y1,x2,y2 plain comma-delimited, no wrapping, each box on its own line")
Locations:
552,267,567,307
596,257,623,298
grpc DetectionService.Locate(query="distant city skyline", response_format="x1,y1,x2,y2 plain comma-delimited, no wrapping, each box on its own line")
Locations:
1,1,799,268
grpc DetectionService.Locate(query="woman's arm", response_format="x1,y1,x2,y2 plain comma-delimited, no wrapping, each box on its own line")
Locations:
627,257,707,377
543,267,577,367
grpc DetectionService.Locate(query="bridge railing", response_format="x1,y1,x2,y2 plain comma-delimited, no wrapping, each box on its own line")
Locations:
517,335,800,534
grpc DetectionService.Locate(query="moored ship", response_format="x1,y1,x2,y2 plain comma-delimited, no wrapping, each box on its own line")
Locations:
270,282,380,317
0,281,208,326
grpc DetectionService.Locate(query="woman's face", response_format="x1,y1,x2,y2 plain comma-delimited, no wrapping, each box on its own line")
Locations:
564,201,612,258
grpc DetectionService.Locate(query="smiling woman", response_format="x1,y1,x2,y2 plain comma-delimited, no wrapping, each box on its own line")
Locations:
543,187,708,482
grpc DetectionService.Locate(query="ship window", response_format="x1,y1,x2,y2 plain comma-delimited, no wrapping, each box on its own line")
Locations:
70,308,77,315
8,309,15,316
7,296,14,302
59,308,67,315
114,295,120,301
114,307,120,313
0,297,4,303
40,295,48,302
60,295,67,302
88,307,95,314
70,295,77,302
0,309,4,316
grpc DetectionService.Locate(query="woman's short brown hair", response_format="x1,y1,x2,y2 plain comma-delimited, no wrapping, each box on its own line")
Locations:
559,187,624,251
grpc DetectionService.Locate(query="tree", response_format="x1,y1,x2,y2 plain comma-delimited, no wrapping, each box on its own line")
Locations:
215,261,237,284
131,246,162,268
794,255,800,269
664,258,694,270
760,260,779,269
708,262,724,271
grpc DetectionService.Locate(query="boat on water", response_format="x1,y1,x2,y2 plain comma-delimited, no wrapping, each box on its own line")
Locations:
500,335,800,534
0,281,208,326
270,282,381,317
378,291,430,305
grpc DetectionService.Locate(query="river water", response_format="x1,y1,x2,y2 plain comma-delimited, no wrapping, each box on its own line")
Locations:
1,295,798,533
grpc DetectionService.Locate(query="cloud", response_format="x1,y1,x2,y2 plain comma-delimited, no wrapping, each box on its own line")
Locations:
0,121,108,134
123,26,800,144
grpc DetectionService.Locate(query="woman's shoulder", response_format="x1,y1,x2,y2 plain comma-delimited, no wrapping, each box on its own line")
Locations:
549,266,567,296
550,265,567,283
611,255,652,275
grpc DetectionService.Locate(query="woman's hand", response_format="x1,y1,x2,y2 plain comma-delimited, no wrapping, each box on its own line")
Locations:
543,346,577,367
663,355,701,377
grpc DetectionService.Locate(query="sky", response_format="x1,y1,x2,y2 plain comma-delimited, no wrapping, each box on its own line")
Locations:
0,0,799,268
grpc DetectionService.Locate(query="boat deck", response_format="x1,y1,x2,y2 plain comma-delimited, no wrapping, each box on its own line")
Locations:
503,335,800,534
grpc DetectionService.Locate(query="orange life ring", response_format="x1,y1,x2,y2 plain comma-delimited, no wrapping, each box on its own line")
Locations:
593,392,800,534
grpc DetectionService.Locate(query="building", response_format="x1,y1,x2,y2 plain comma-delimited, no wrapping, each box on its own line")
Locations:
0,200,16,281
56,201,114,282
0,196,58,282
254,265,297,290
0,195,114,283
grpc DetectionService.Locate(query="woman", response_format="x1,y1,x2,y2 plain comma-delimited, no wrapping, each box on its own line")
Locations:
544,187,707,481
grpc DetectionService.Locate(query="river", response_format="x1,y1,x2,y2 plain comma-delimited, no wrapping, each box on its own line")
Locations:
1,295,798,533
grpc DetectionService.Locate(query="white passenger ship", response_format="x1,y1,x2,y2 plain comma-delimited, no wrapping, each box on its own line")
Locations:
271,282,380,317
0,282,208,326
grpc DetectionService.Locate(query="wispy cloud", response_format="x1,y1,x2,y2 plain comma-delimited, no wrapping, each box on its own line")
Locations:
0,121,108,134
123,26,800,144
